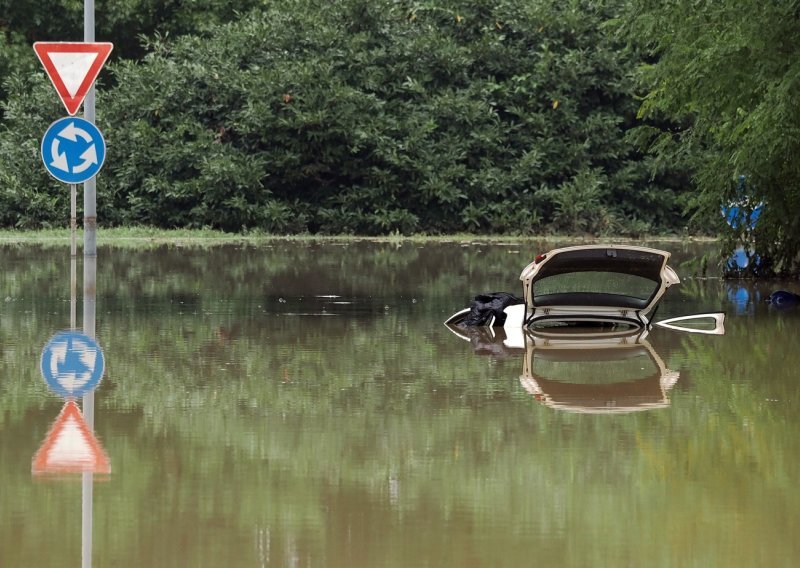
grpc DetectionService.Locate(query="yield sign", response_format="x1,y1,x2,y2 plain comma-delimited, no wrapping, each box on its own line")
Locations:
32,400,111,476
33,42,113,115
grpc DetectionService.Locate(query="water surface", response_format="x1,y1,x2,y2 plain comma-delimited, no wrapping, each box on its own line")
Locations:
2,240,799,567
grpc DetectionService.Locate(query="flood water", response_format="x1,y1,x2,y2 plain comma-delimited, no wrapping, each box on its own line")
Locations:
2,240,800,567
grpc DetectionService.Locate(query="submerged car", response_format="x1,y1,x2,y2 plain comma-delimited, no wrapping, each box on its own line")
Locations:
446,244,681,329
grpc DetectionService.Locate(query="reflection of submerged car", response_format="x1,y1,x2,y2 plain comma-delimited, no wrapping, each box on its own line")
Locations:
446,324,680,414
519,327,679,414
447,244,681,329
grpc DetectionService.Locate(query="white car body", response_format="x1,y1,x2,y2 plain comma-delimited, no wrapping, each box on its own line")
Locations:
446,244,680,329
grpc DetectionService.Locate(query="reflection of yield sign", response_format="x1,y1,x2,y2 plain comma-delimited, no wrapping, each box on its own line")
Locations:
33,42,113,115
32,400,111,476
41,117,106,184
40,330,105,398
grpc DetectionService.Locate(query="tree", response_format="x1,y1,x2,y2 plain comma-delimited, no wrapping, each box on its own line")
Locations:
622,0,800,275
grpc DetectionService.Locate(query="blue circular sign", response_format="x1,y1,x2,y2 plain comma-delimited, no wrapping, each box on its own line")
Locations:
41,117,106,184
40,331,105,398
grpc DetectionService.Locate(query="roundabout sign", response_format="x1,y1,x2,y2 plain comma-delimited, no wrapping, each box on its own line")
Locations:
41,116,106,184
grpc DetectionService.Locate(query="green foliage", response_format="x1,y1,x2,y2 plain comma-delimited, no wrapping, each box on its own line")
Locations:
0,0,691,235
622,0,800,274
0,75,67,228
0,0,260,58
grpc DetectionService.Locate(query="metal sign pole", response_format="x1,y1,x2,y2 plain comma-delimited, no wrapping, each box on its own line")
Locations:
83,0,97,259
82,4,97,568
71,183,77,329
70,183,77,256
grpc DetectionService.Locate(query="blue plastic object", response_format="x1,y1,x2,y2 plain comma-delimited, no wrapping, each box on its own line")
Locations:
722,175,763,231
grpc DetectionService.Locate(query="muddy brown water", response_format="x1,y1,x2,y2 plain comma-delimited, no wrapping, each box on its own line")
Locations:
2,240,799,567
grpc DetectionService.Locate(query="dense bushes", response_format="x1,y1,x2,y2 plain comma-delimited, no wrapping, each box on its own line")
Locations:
623,0,800,274
0,0,690,234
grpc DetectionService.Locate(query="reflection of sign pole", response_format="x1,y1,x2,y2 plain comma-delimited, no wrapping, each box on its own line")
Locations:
82,255,97,418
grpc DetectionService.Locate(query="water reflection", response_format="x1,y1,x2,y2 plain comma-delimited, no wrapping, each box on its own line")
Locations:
520,328,679,413
30,252,108,568
39,330,105,400
448,325,679,413
726,282,763,315
34,318,108,474
6,241,800,565
32,399,110,477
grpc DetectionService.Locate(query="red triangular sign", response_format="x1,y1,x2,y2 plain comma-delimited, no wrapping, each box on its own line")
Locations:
32,400,111,476
33,42,113,115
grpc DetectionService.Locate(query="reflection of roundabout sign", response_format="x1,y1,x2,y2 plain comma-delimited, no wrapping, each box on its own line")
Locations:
41,117,106,184
40,331,105,398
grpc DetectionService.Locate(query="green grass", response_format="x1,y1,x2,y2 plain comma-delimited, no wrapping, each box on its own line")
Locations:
0,226,716,247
